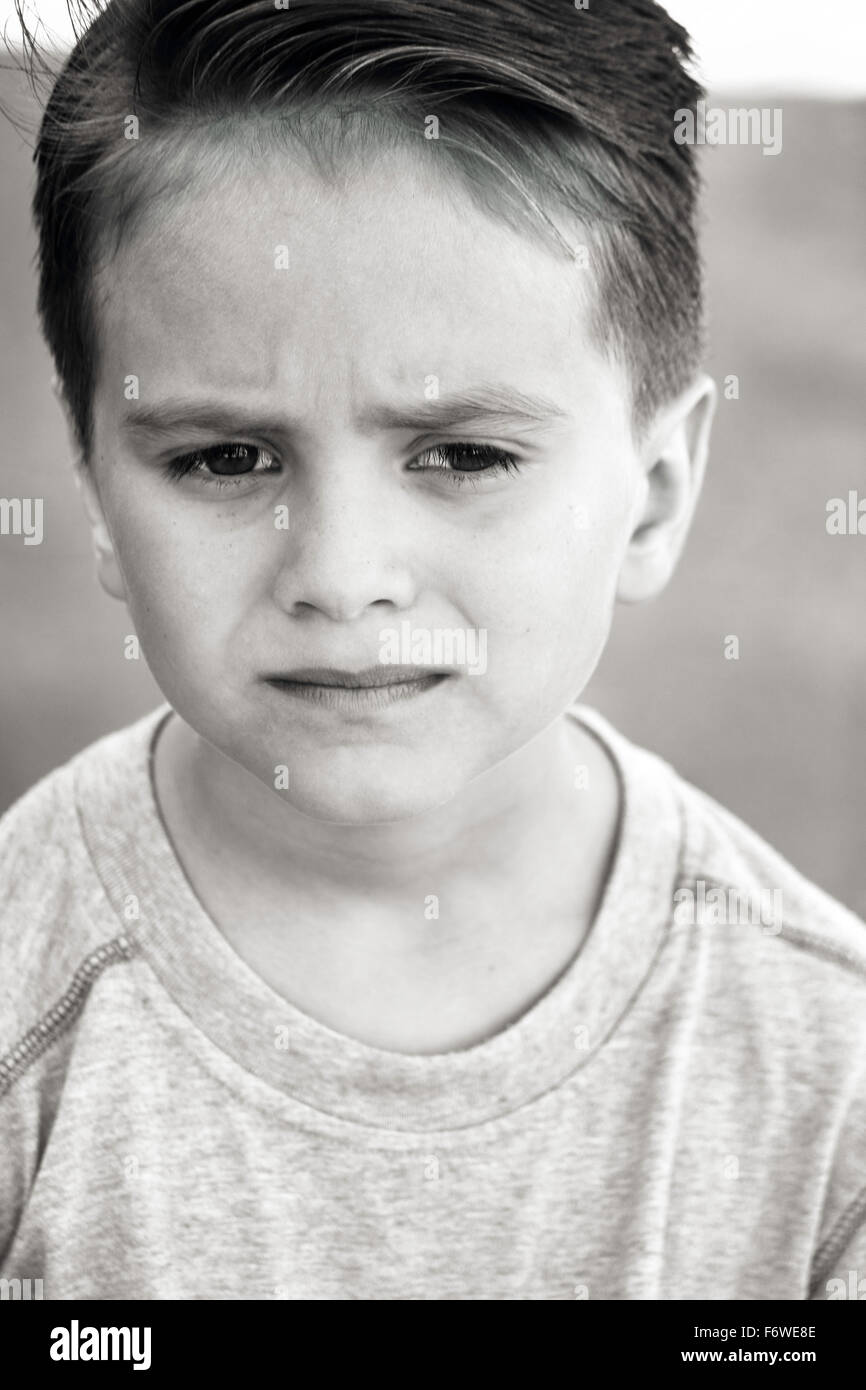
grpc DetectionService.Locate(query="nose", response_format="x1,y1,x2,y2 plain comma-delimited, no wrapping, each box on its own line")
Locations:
272,458,419,623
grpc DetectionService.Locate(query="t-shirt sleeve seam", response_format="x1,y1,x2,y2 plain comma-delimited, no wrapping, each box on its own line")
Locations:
0,933,138,1102
672,872,866,984
809,1185,866,1295
775,923,866,983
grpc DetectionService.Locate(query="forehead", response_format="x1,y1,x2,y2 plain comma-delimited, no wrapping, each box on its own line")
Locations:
92,138,621,425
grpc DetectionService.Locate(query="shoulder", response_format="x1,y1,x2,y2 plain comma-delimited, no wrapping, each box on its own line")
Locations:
672,766,866,988
579,705,866,1016
0,709,165,1060
654,748,866,1098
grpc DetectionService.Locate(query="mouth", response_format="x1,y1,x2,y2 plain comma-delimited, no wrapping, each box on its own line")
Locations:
263,666,451,711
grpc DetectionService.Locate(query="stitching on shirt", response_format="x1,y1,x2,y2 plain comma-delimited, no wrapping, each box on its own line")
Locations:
672,876,866,982
773,923,866,979
809,1183,866,1295
0,934,138,1100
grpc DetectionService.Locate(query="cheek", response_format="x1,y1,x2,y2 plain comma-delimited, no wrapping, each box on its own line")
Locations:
110,490,264,665
483,483,631,708
475,489,627,643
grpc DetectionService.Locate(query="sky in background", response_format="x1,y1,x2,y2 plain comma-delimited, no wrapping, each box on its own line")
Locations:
1,0,865,96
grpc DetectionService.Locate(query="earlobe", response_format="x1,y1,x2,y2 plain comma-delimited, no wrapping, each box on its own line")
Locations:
616,373,717,605
52,373,127,603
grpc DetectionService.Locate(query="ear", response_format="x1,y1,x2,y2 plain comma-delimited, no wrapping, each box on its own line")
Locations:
616,372,717,604
51,374,127,603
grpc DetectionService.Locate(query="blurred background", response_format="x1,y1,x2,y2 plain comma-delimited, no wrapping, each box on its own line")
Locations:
1,2,864,913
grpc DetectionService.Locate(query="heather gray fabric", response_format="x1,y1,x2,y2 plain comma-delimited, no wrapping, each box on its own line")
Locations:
1,702,864,1301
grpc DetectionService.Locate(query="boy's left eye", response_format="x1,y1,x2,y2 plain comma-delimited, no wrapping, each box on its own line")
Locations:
408,443,523,486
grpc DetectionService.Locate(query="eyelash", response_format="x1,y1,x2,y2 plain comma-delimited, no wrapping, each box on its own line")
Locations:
408,443,523,487
161,441,523,490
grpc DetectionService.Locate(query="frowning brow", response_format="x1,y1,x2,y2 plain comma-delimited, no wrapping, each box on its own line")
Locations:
120,385,572,440
361,386,571,432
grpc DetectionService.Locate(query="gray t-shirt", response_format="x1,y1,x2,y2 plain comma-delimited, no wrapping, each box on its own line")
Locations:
1,702,864,1300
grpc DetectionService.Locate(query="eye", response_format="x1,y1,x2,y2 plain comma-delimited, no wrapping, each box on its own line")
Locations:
408,442,523,488
163,442,280,487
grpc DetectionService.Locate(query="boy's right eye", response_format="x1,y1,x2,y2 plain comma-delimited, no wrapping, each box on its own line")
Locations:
163,443,281,488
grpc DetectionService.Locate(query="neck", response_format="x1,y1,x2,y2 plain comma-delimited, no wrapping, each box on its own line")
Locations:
152,707,622,1050
160,708,612,896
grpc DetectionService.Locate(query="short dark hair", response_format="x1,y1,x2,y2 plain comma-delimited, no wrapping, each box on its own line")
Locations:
14,0,705,459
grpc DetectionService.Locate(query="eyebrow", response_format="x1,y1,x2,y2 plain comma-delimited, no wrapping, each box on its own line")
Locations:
120,384,572,441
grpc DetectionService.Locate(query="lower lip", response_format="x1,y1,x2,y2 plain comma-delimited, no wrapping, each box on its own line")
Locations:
265,674,448,711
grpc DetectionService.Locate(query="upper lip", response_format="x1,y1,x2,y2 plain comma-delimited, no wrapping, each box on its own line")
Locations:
265,666,449,688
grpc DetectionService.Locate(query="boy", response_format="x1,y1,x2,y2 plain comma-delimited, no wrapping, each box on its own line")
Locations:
1,0,863,1301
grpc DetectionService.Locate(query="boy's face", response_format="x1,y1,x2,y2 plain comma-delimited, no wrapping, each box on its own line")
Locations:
79,135,707,824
